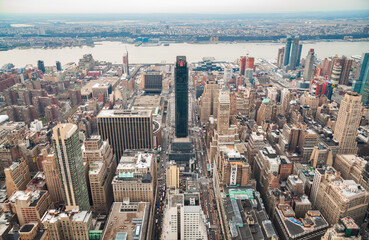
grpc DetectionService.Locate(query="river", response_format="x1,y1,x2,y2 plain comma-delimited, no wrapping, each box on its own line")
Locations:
0,41,368,68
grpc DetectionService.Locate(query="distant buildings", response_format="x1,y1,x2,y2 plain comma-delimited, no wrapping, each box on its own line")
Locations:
37,60,45,74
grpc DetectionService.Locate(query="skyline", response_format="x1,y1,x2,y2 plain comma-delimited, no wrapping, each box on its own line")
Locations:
1,0,369,14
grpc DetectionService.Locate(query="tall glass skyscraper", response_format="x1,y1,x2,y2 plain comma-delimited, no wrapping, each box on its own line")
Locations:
352,52,369,104
175,56,189,138
283,36,292,66
53,123,90,211
288,36,300,70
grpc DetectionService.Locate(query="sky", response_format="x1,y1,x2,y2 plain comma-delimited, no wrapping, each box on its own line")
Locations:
0,0,368,14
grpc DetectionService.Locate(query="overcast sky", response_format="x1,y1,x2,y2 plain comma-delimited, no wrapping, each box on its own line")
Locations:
1,0,368,14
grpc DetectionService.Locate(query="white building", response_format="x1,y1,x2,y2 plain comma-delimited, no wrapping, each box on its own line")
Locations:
162,192,208,240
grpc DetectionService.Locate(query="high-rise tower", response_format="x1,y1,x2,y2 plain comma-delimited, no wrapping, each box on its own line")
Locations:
37,60,45,74
123,50,129,76
175,56,188,138
283,36,292,66
353,52,369,104
53,123,90,211
288,36,300,70
303,49,315,81
333,92,362,154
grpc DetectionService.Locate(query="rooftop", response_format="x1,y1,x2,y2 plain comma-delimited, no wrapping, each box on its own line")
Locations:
97,109,151,118
276,205,329,238
102,202,149,240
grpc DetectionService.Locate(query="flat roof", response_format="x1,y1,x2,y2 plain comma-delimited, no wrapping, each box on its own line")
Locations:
97,109,151,118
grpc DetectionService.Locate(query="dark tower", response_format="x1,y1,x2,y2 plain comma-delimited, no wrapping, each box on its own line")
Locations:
56,61,62,71
175,56,188,138
37,60,45,73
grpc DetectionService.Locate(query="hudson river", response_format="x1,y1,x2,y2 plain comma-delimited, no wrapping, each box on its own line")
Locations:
0,41,368,67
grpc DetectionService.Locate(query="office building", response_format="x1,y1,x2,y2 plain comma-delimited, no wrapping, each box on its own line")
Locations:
310,167,340,206
200,79,219,124
175,56,189,138
333,92,362,154
123,51,129,76
41,153,64,203
274,206,329,240
322,217,361,240
18,222,48,240
219,188,278,240
42,209,92,240
82,136,116,213
4,158,31,198
37,60,45,74
112,152,155,203
217,91,230,135
296,44,303,67
283,36,292,66
240,56,246,75
277,47,285,68
353,53,369,93
101,201,150,240
288,36,300,70
331,63,342,85
298,129,318,162
315,178,369,226
339,56,353,86
97,110,153,162
56,61,62,71
53,123,90,211
246,132,265,169
246,57,255,69
303,49,315,81
167,162,179,189
162,192,207,240
89,161,115,214
143,71,163,93
4,190,51,225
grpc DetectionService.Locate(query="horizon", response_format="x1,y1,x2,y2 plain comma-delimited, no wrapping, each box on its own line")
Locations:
1,0,369,14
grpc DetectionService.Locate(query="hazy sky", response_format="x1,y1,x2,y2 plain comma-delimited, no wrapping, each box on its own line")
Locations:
1,0,368,14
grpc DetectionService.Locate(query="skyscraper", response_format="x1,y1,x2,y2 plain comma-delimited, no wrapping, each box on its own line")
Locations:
175,56,188,138
56,61,62,71
288,36,300,70
339,56,353,86
277,47,285,68
37,60,45,74
296,43,303,67
352,52,369,94
283,36,292,66
53,123,90,211
240,56,246,75
303,49,315,81
217,91,230,135
123,50,129,76
333,92,362,154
